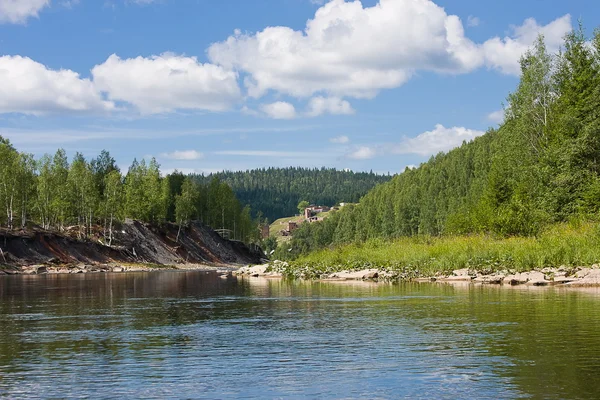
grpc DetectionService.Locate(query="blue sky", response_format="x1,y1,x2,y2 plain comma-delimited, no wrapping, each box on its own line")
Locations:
1,0,599,175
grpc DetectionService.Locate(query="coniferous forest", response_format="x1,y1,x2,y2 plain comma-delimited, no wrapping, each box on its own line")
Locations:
283,27,600,259
0,145,257,243
191,168,391,222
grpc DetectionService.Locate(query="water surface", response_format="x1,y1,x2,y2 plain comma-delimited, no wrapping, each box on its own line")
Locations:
1,272,600,399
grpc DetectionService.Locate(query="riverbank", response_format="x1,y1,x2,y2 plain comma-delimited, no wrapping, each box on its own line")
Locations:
0,262,237,275
235,263,600,287
266,221,600,282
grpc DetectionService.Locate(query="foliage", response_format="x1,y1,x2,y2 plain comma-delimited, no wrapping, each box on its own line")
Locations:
297,200,310,215
0,145,259,244
192,167,391,222
284,26,600,259
277,221,600,279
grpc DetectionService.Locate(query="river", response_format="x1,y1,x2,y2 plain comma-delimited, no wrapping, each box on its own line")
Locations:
1,271,599,399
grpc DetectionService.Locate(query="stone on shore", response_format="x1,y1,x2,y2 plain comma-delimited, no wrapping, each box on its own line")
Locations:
566,269,600,286
235,264,283,278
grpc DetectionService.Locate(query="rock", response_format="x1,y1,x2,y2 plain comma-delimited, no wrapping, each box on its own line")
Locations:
553,276,577,284
474,274,504,284
36,266,48,274
528,279,551,286
503,273,529,285
566,269,600,286
440,275,472,282
575,268,591,278
112,267,123,272
363,271,379,280
452,268,470,277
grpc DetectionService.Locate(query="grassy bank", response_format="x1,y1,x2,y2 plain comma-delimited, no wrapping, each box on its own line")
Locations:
273,221,600,279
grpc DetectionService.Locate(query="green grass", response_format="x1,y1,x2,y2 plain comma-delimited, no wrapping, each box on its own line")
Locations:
274,221,600,279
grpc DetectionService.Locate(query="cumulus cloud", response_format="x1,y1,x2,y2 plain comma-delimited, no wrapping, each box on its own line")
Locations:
91,53,241,114
307,96,355,117
392,124,485,156
348,146,377,160
0,55,114,115
0,0,48,24
482,14,572,75
161,150,204,160
208,0,484,99
345,124,485,160
209,0,572,101
260,101,297,119
330,135,350,144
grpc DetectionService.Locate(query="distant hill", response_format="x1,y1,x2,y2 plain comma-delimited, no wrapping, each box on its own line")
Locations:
191,167,391,222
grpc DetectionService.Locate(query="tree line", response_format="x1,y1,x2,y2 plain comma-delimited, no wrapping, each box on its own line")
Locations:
280,25,600,258
0,143,258,244
191,167,391,222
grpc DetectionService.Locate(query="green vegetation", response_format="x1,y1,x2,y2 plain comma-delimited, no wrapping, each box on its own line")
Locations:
0,143,258,243
277,220,600,279
283,26,600,265
192,167,391,222
297,200,310,215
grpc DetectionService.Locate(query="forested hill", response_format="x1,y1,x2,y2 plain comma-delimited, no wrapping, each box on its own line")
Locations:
191,168,391,222
283,27,600,257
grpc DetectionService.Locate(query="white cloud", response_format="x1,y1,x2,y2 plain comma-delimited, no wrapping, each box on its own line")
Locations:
487,109,505,124
208,0,482,99
348,146,377,160
91,53,241,114
393,124,485,156
307,96,355,117
330,135,349,144
344,124,485,160
160,150,204,160
0,0,49,24
482,14,572,75
209,1,572,99
0,55,114,115
260,101,296,119
467,15,480,27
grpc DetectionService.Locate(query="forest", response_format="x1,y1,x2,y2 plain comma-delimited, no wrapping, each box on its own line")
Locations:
191,167,391,222
0,145,257,244
280,26,600,260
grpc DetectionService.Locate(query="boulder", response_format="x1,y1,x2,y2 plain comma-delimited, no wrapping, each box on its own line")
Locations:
363,271,379,280
474,274,504,284
566,269,600,286
503,273,529,285
452,268,470,277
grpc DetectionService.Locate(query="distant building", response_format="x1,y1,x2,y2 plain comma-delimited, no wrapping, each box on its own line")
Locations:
260,224,270,239
288,221,298,232
304,205,331,221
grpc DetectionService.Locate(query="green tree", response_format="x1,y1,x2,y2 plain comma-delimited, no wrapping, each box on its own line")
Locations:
175,178,199,241
102,170,124,246
297,200,310,215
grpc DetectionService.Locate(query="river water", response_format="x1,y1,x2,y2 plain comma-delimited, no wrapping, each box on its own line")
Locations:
1,271,600,399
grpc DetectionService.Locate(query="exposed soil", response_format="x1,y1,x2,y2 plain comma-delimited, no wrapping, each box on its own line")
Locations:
0,220,263,271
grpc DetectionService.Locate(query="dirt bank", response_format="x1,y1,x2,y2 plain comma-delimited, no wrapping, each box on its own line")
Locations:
0,220,264,274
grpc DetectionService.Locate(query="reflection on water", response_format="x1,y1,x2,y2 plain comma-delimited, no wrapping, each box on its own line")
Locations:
1,272,600,399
